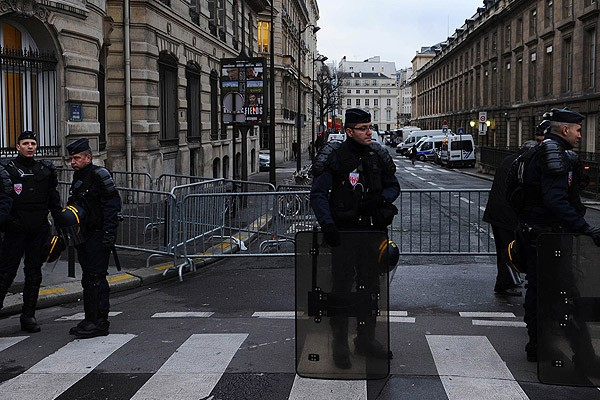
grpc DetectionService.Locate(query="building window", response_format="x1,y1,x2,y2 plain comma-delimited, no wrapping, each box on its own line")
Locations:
356,89,360,94
386,110,391,121
516,17,523,39
355,80,360,86
347,98,352,106
515,56,523,101
186,63,201,141
504,61,511,104
365,99,370,106
545,0,554,28
374,89,378,94
158,52,178,143
210,70,219,140
562,36,573,93
484,37,489,57
386,98,391,106
374,99,379,106
492,31,497,51
372,80,377,85
543,45,553,96
346,89,351,94
505,25,511,48
365,89,369,94
356,99,361,106
529,8,537,36
584,27,597,90
257,21,270,53
364,80,369,86
232,0,239,48
563,0,573,17
528,52,537,99
386,89,391,94
373,110,378,120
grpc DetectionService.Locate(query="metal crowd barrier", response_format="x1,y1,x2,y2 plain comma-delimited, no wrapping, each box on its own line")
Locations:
55,171,495,280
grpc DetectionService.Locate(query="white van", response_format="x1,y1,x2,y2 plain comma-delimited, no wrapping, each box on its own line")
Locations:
397,129,452,156
415,135,447,161
439,134,476,168
327,132,346,142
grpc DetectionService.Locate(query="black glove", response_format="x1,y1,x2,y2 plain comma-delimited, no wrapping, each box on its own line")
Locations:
584,226,600,247
360,193,384,215
322,224,340,247
101,231,116,249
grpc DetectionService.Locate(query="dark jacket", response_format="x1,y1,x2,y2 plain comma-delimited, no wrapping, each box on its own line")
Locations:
68,164,121,236
310,138,400,230
520,134,588,232
482,153,519,231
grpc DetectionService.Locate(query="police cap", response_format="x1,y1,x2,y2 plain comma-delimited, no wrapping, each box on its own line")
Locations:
544,108,585,124
66,138,91,155
18,131,37,142
345,108,371,127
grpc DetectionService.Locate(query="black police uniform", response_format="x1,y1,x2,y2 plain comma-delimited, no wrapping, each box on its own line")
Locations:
0,133,61,333
64,138,121,338
515,109,600,364
310,109,400,369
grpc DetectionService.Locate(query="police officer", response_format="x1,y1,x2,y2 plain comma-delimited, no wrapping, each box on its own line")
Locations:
483,140,537,297
515,109,600,365
61,138,121,339
310,108,400,369
0,131,62,332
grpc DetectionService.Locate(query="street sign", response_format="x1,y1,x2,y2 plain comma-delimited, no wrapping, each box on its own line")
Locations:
457,127,465,135
442,127,448,134
479,112,487,123
222,92,245,123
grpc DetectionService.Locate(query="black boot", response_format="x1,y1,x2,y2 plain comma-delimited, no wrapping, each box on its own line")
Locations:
330,316,351,369
20,275,42,333
72,274,110,339
354,317,392,360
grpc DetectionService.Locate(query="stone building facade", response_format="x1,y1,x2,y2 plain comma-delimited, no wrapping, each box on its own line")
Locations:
411,0,600,154
0,0,319,179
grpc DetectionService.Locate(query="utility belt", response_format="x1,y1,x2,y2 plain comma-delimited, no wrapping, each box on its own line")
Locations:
516,223,566,243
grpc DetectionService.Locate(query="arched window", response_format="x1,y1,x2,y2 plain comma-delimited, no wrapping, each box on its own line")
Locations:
222,155,229,179
158,52,178,144
186,62,201,142
0,21,58,155
212,157,221,178
210,69,219,140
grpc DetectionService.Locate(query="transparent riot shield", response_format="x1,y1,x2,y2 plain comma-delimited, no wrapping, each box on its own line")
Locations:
537,233,600,386
295,230,390,380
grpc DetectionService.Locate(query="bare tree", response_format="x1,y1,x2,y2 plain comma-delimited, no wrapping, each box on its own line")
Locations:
315,63,345,132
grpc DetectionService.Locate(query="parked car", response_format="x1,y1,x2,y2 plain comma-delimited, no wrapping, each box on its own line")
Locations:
259,152,270,171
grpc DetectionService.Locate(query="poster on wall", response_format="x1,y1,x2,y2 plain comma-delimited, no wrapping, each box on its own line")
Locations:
220,57,266,125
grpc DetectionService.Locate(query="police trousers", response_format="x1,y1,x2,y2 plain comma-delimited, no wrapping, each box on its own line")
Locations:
0,226,49,282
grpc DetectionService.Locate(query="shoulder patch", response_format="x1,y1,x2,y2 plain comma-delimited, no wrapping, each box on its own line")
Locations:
312,142,341,177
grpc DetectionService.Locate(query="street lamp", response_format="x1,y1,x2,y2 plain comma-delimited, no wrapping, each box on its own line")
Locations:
311,54,327,161
296,23,320,172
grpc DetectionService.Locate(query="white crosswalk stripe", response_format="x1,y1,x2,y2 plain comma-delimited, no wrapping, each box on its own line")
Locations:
130,333,248,400
0,334,136,400
427,335,529,400
0,331,535,399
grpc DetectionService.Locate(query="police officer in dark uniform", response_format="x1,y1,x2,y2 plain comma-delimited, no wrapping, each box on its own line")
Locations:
514,109,600,365
0,131,62,332
60,138,121,339
310,108,400,369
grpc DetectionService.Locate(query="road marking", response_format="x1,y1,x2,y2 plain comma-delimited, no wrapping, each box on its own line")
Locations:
131,333,248,400
253,311,296,319
390,316,416,323
427,335,529,400
39,287,66,295
0,334,136,400
418,176,426,181
428,181,438,186
459,197,474,204
479,206,486,212
0,336,27,352
288,375,367,400
151,312,215,318
459,312,516,318
55,311,122,321
472,320,526,328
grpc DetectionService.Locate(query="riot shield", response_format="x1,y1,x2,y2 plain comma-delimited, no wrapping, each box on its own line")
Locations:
295,230,390,380
537,233,600,386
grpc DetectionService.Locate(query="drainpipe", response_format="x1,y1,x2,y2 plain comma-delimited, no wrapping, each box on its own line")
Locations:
124,0,133,185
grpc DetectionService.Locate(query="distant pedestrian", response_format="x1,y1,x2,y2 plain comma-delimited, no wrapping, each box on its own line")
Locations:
59,138,121,339
409,144,417,165
0,131,62,332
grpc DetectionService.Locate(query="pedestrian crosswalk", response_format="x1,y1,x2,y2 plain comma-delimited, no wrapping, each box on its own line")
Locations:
0,310,538,400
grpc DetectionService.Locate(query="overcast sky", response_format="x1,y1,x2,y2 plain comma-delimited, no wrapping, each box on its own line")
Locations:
316,0,485,70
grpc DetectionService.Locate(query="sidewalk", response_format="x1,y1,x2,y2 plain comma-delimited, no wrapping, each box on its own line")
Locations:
0,154,310,317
